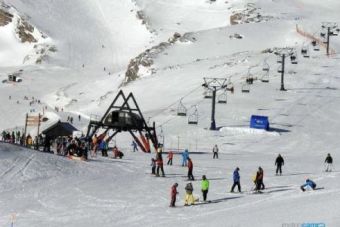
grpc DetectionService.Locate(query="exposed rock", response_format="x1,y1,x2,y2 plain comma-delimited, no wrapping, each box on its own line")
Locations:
17,19,37,43
124,33,183,83
0,8,13,26
230,4,274,25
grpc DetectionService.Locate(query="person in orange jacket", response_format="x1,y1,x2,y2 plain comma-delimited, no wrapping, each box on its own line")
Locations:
167,151,174,165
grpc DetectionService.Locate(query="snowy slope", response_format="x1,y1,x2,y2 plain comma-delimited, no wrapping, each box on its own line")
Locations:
1,0,340,226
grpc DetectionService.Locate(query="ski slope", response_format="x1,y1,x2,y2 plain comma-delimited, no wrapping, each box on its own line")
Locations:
1,0,340,226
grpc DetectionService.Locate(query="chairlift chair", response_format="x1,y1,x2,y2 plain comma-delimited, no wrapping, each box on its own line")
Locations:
218,91,227,103
301,47,310,58
290,54,298,64
241,83,250,93
262,59,270,72
260,71,269,83
311,40,317,46
277,55,283,63
204,88,213,99
313,44,320,51
187,106,198,125
277,66,283,73
177,99,187,116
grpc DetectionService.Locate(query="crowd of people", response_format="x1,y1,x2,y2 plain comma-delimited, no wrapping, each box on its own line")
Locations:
167,148,334,207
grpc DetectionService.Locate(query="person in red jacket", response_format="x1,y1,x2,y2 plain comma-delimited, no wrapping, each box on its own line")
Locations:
170,183,179,207
167,151,174,165
187,158,195,181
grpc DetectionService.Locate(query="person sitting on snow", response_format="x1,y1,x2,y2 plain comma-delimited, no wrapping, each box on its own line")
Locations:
184,183,197,205
300,179,317,191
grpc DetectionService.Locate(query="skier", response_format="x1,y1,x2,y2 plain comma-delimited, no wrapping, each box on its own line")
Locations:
255,166,265,191
131,140,138,152
300,179,317,191
167,150,173,165
230,167,241,193
181,149,189,166
212,144,219,159
324,153,333,172
170,183,178,207
156,152,165,177
201,175,209,202
275,154,284,175
151,158,156,175
78,114,81,121
99,139,108,157
184,183,196,206
187,158,194,181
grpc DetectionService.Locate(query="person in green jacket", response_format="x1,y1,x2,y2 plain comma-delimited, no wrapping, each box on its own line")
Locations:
201,175,209,202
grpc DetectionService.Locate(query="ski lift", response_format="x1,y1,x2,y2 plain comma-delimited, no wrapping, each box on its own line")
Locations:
290,54,298,64
260,71,269,83
262,59,270,72
311,40,317,46
277,66,283,73
218,91,227,103
204,88,213,99
226,78,235,94
277,55,283,63
241,83,250,93
320,32,326,38
177,99,187,116
188,106,198,125
246,67,254,84
301,46,310,58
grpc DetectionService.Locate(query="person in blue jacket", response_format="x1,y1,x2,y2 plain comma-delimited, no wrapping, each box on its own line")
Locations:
300,179,316,191
181,149,189,166
230,167,241,193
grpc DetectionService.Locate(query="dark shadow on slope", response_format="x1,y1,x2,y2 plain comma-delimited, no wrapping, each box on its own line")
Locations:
192,196,243,206
268,127,291,133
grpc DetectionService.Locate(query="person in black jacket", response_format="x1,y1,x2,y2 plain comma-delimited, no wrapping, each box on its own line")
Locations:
325,153,333,172
275,154,284,175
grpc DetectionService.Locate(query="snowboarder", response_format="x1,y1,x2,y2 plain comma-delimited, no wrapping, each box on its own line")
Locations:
184,183,196,205
170,183,178,207
230,167,241,193
131,140,138,152
151,158,156,175
300,179,317,191
275,154,284,175
213,144,219,159
167,150,173,165
187,158,194,181
181,149,189,166
255,166,265,191
201,175,209,201
324,153,333,172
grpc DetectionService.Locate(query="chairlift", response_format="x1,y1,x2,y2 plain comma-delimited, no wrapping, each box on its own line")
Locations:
301,46,310,58
311,40,317,46
262,59,270,72
313,44,320,51
188,106,198,125
320,32,326,38
331,29,339,36
241,83,250,93
177,99,187,116
218,91,227,103
290,54,298,64
260,71,269,83
277,55,283,63
226,78,235,94
277,66,283,73
204,88,213,99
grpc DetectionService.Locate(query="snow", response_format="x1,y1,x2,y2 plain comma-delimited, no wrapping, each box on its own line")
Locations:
1,0,340,226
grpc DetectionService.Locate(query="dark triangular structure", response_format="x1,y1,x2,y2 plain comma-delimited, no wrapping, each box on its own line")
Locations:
42,121,78,138
86,90,158,152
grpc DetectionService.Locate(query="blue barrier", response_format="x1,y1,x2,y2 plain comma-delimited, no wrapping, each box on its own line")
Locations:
250,115,269,130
